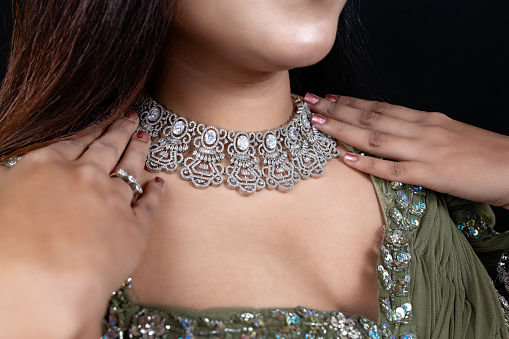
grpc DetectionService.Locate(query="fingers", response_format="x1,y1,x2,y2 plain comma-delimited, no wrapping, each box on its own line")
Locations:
305,93,426,122
45,126,104,160
304,93,422,138
341,152,426,185
132,177,165,233
79,111,139,173
310,110,420,161
112,131,151,181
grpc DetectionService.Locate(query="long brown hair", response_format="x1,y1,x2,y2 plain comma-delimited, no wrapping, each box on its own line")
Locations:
0,0,176,159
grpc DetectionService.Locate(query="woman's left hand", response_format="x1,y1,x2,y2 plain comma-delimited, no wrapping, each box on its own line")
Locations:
303,93,509,209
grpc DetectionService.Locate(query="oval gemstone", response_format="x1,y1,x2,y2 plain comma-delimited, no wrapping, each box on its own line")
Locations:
147,107,161,121
172,121,185,135
288,127,298,140
265,134,277,149
204,129,217,145
236,135,249,151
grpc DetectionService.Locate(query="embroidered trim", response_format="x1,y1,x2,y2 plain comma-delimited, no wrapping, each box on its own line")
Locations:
102,283,396,339
376,181,427,338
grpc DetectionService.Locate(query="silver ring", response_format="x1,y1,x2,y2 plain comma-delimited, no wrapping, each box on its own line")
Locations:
111,168,143,204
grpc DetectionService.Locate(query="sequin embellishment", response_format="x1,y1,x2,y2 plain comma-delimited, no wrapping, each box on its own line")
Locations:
456,212,498,240
377,180,427,337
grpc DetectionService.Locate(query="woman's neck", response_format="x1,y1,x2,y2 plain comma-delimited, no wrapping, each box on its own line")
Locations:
151,52,295,132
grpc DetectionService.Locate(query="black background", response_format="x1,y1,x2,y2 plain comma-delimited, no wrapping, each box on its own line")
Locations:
1,0,508,228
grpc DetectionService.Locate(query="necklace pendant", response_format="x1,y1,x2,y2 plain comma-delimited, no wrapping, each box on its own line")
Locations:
145,116,195,172
225,132,265,194
284,121,327,178
258,131,300,191
181,125,226,188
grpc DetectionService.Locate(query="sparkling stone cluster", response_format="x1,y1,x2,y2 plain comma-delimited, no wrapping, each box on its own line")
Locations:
134,95,340,195
498,253,509,293
455,212,498,240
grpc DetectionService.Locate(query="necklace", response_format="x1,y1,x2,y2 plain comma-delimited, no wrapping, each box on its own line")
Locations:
134,95,340,195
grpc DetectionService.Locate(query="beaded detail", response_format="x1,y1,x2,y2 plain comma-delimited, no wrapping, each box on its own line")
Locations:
455,212,498,240
376,181,427,337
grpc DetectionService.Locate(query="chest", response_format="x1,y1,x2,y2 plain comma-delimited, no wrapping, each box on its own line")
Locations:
133,159,385,319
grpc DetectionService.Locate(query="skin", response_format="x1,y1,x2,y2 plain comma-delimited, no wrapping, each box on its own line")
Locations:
0,113,165,338
135,0,384,320
305,93,509,209
1,1,509,338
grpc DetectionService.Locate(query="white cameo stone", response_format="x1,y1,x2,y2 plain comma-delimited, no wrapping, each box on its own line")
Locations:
204,129,217,145
265,134,277,150
147,107,161,121
172,121,185,135
236,135,249,151
289,126,298,140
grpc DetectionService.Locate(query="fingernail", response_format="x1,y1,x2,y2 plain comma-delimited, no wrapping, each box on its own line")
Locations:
324,94,338,103
136,130,150,141
311,114,326,125
155,177,165,187
344,153,358,163
124,111,138,121
304,92,319,104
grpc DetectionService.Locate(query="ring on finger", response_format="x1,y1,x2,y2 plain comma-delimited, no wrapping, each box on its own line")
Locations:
111,168,143,204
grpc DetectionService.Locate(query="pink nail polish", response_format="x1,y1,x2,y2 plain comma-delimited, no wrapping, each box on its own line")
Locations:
311,114,326,125
124,111,138,121
155,177,165,187
304,92,319,104
136,130,150,141
344,153,358,163
324,94,338,103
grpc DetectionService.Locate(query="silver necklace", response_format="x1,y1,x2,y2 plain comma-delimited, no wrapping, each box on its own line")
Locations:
134,95,340,195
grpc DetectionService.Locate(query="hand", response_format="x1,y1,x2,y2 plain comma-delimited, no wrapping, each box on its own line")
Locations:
0,112,164,338
303,93,509,209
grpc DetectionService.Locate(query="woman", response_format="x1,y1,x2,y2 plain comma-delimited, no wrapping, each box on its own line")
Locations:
0,0,508,338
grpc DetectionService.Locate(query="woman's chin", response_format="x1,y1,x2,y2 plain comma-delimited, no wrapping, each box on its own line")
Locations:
262,37,336,71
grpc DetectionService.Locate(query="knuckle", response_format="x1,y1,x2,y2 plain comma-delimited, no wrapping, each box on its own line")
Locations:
108,121,133,136
76,162,103,181
390,161,406,179
359,110,380,126
91,139,120,154
421,111,449,124
127,143,149,157
59,138,88,149
325,101,338,116
135,199,157,219
336,95,354,106
368,131,387,148
365,157,377,172
371,101,390,113
27,147,60,163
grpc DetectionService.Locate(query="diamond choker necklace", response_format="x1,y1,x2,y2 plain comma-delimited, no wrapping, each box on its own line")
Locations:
134,95,340,195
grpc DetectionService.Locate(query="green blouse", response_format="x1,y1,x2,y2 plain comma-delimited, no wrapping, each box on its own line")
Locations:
102,177,509,339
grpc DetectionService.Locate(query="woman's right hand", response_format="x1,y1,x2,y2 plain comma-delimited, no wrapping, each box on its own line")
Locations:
0,112,164,339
